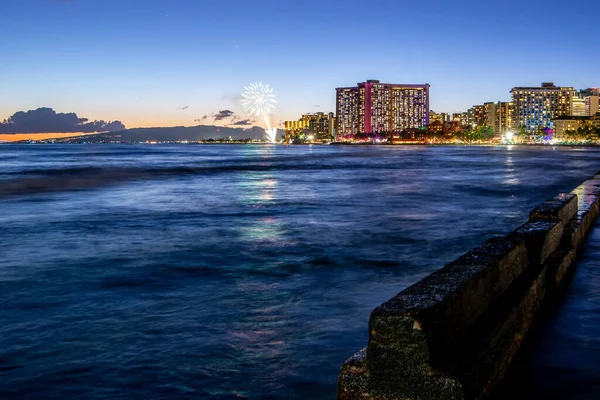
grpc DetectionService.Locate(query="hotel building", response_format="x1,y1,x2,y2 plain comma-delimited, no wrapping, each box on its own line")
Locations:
572,96,587,116
554,112,600,139
452,112,470,126
336,80,430,137
553,116,588,140
585,95,599,116
488,101,514,136
284,112,336,142
472,104,488,127
510,82,576,132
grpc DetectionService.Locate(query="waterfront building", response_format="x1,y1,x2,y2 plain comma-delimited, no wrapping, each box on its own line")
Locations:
284,112,335,142
585,96,599,116
487,101,514,136
466,107,476,127
553,116,589,140
444,120,462,135
473,104,487,127
426,120,444,134
430,111,443,124
592,112,600,129
335,80,430,138
572,96,587,116
510,82,576,132
452,112,468,126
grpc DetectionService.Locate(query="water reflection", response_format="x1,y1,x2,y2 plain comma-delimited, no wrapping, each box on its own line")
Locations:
3,145,600,399
503,153,520,186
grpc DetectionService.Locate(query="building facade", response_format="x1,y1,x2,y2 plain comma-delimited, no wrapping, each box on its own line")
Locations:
473,104,488,127
452,112,469,126
510,82,576,132
488,101,514,136
284,112,335,142
585,96,599,116
553,116,588,140
336,80,430,137
572,96,587,116
429,111,443,124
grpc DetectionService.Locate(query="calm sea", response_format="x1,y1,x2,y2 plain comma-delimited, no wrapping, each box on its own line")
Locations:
1,144,599,399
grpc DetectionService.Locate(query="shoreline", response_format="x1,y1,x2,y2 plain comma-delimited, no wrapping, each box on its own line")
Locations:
2,142,599,147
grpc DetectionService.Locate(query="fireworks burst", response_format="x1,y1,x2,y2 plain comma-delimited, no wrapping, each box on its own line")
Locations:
241,82,278,143
241,82,277,117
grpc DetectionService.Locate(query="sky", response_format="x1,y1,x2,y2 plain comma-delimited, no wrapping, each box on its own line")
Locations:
1,0,598,131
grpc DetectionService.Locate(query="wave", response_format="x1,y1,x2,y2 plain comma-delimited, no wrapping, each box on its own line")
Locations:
0,164,321,198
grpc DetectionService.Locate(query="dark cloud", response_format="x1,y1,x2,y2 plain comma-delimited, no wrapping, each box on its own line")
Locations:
0,108,125,134
196,110,241,124
232,119,254,126
178,106,190,110
213,110,234,121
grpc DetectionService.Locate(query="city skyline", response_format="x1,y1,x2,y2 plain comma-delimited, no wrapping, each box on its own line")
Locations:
1,0,599,131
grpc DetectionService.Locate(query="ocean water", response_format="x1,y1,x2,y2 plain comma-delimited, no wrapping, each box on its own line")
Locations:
1,144,599,399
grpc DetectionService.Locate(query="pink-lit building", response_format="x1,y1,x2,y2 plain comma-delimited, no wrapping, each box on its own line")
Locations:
335,80,430,138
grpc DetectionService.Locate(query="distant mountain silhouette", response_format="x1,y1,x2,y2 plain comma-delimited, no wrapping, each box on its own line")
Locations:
76,125,281,142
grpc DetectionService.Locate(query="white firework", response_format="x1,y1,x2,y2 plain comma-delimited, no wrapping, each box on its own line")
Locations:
241,82,278,143
241,82,277,117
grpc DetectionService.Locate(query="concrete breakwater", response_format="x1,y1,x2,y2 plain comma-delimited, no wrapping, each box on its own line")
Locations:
338,173,600,400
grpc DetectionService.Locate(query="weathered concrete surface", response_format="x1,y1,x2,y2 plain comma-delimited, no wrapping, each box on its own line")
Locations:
529,193,577,224
338,175,600,400
456,262,548,399
508,220,563,265
367,237,527,364
545,247,577,288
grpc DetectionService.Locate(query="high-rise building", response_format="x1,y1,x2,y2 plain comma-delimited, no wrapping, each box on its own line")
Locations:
572,96,587,116
473,104,487,127
335,80,430,137
487,101,514,136
585,96,599,116
510,82,576,132
284,112,335,142
466,108,477,127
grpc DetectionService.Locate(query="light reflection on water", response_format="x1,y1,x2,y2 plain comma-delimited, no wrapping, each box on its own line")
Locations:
1,144,600,399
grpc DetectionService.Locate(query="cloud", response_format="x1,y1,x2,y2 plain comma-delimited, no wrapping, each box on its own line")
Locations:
233,119,254,126
178,106,190,110
0,108,125,134
196,109,246,124
213,110,234,121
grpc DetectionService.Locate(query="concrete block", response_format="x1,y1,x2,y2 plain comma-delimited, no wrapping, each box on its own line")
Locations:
367,237,527,374
545,247,577,287
458,263,548,399
529,193,577,224
508,220,563,265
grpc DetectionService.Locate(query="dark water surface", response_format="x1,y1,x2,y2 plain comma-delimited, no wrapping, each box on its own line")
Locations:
1,144,599,399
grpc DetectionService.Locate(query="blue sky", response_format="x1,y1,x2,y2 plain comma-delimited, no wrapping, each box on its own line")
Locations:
1,0,598,129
